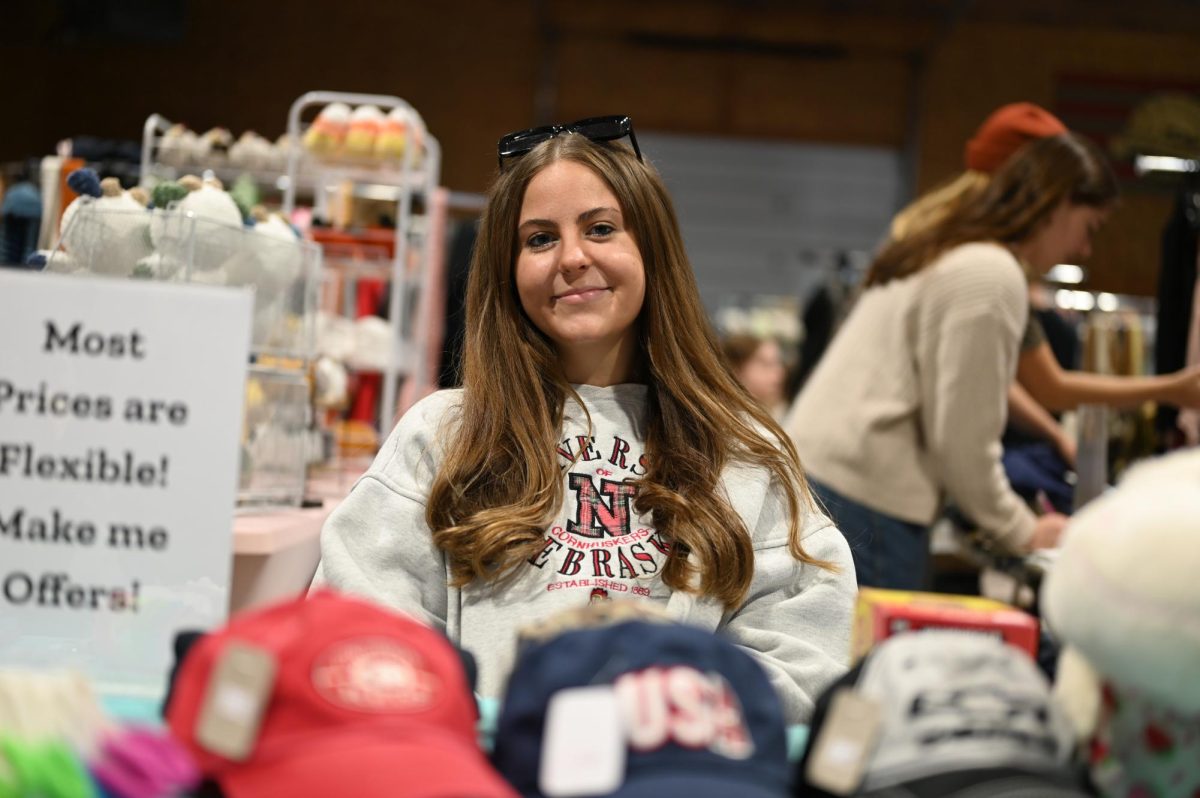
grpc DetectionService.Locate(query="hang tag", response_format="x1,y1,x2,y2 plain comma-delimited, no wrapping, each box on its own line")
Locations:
194,642,277,761
804,688,883,796
539,686,626,797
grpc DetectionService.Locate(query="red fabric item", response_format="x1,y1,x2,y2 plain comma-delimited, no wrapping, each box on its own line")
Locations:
348,371,381,423
355,279,387,319
964,102,1068,174
165,591,517,798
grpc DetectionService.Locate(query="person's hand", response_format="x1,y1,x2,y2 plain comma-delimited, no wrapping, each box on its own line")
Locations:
1168,365,1200,409
1054,430,1077,468
1027,512,1069,551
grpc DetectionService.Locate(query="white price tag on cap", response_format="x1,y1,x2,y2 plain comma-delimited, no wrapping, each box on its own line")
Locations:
539,685,626,797
804,687,883,795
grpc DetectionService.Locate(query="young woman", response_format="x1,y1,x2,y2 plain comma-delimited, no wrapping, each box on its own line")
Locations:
314,118,856,723
786,133,1119,589
897,103,1200,462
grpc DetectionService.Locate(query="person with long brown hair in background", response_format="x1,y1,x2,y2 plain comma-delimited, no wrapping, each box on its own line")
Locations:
895,104,1200,467
314,117,856,722
722,332,790,421
786,133,1119,590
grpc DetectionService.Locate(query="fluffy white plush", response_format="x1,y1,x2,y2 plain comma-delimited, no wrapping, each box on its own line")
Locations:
59,181,152,277
1042,449,1200,728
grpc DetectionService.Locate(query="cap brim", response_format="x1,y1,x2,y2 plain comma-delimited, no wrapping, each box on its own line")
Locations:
219,730,516,798
861,769,1089,798
611,771,787,798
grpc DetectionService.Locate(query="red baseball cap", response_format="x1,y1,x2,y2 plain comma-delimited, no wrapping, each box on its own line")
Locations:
166,590,517,798
964,102,1068,174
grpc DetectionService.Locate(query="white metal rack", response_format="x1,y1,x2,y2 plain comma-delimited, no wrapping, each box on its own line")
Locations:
284,91,442,434
141,91,444,435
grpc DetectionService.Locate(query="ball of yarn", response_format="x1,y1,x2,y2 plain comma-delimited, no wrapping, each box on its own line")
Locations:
67,168,102,199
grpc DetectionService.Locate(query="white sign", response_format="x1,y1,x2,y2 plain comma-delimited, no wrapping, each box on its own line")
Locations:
0,271,252,699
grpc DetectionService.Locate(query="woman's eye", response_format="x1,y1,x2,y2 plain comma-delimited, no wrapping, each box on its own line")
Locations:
526,232,554,249
589,223,615,237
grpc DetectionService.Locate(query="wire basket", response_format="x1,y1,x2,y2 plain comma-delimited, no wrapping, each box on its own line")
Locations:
46,201,322,507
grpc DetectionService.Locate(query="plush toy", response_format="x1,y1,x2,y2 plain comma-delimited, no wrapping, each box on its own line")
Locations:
374,107,410,162
228,131,275,172
196,127,234,165
147,175,243,276
316,311,357,362
1042,449,1200,798
344,105,384,159
302,102,351,157
222,206,300,298
313,355,349,410
158,124,201,167
53,170,152,277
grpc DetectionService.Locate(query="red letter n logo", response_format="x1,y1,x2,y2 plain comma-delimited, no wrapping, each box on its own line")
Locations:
567,475,637,539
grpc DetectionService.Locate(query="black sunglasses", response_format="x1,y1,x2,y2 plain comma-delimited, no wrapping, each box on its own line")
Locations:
497,115,642,169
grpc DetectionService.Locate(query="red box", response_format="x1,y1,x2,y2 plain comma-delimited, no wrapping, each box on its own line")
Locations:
853,588,1039,661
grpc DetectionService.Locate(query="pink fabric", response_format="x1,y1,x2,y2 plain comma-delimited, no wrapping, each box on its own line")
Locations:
91,726,200,798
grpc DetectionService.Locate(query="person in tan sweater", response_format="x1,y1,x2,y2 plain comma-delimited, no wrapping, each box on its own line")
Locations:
786,133,1118,589
895,103,1200,467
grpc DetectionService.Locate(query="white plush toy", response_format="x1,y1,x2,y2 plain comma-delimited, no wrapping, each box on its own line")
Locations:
229,131,275,172
158,124,201,167
53,170,152,277
222,206,304,351
149,174,244,275
1041,449,1200,797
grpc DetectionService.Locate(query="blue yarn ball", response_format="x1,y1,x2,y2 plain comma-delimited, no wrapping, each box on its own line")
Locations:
66,168,102,198
25,252,48,268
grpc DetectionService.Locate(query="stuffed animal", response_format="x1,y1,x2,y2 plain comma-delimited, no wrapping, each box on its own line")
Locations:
344,105,384,159
52,169,152,277
146,175,243,277
374,107,410,162
222,206,300,298
228,131,275,172
302,102,351,157
1042,449,1200,798
158,124,201,167
195,127,234,165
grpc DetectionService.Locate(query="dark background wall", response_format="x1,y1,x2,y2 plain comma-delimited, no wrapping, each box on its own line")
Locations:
7,0,1200,295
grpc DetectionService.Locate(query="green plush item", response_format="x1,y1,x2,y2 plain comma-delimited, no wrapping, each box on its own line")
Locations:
0,736,97,798
229,173,261,221
151,181,189,209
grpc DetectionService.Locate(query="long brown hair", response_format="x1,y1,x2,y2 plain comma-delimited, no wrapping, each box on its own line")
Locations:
427,134,831,608
866,133,1118,287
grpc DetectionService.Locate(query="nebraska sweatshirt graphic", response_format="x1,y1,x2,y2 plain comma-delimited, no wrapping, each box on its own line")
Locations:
313,385,858,723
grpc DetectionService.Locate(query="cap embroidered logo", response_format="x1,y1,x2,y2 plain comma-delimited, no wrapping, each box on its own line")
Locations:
614,666,755,760
311,637,439,713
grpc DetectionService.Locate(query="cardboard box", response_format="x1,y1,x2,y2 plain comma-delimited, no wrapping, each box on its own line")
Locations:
853,588,1039,661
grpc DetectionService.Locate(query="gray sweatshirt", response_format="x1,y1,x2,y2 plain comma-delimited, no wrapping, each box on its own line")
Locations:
313,383,856,722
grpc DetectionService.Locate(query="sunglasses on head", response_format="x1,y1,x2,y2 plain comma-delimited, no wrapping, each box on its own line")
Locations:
496,115,642,169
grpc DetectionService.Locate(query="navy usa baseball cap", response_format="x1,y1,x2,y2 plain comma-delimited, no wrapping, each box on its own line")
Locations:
493,619,790,798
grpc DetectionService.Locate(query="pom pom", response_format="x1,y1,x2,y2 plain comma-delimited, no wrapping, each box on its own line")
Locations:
151,182,189,209
99,177,124,198
128,186,150,207
177,175,203,192
25,252,48,268
67,168,102,198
